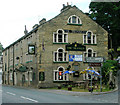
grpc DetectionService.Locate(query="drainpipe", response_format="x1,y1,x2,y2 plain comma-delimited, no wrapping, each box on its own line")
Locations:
13,45,15,85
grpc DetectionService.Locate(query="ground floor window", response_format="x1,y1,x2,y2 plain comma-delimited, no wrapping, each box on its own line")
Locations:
39,72,45,81
53,66,68,81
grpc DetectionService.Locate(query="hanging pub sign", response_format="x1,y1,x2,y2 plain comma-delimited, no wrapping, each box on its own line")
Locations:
66,42,86,51
28,45,35,54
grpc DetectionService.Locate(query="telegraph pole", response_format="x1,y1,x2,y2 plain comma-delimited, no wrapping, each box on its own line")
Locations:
100,63,102,92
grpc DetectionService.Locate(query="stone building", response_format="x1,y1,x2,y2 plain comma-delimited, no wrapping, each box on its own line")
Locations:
0,43,3,84
2,4,108,88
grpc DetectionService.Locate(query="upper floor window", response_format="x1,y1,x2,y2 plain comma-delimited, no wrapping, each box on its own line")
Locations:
83,48,97,61
83,31,97,44
53,48,68,62
67,15,82,25
53,29,68,43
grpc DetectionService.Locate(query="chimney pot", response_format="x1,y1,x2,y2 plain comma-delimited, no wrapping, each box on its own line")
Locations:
63,4,65,7
24,25,28,35
67,2,69,6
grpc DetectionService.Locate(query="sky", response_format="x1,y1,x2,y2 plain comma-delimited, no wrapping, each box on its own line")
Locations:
0,0,91,48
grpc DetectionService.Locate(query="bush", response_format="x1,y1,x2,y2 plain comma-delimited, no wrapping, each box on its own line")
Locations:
102,60,119,85
68,85,72,91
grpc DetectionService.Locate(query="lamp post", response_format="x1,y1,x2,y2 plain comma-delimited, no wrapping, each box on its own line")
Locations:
110,34,112,50
109,33,113,60
100,63,102,92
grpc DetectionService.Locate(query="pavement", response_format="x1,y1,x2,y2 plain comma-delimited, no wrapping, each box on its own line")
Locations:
37,87,118,96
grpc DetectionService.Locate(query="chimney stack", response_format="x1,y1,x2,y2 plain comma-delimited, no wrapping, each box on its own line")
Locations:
24,25,28,35
63,4,65,8
61,2,71,12
67,2,69,6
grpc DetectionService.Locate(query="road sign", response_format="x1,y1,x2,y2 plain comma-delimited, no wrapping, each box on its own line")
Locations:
89,63,101,67
85,57,104,63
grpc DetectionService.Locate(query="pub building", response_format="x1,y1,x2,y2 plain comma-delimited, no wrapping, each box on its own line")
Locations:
2,4,108,88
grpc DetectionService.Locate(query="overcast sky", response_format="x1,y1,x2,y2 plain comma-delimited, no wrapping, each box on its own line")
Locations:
0,0,91,48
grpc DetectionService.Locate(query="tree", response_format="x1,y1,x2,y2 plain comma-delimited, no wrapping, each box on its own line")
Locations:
101,60,119,86
89,2,120,51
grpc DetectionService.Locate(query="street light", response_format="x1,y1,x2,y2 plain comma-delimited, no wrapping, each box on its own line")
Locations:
109,33,114,60
110,33,112,50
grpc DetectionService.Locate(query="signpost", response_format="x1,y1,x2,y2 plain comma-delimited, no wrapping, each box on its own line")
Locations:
85,57,104,92
85,57,104,63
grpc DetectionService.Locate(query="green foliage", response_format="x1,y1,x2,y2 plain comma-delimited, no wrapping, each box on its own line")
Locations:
108,48,114,53
89,2,120,50
117,47,120,52
68,85,72,87
101,60,119,84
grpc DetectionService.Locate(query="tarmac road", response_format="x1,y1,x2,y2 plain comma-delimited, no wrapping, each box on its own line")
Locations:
1,85,118,103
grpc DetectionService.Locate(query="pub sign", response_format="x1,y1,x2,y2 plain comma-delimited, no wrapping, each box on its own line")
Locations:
69,55,83,62
66,42,86,51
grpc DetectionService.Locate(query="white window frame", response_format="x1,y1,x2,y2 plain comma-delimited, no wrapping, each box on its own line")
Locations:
53,48,68,62
53,66,69,81
67,15,82,24
53,29,68,43
83,30,97,44
83,48,97,62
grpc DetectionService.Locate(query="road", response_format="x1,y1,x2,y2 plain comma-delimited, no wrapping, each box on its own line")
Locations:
1,85,118,103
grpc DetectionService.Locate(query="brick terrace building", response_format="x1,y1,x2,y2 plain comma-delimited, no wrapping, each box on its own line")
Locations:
2,4,108,88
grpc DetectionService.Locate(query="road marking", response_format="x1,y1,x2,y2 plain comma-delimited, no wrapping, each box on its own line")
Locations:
6,92,16,96
20,96,38,103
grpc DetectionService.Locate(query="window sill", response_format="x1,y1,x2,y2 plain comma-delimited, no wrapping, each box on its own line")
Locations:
84,43,97,45
53,42,68,44
53,80,71,83
67,23,82,26
53,61,69,63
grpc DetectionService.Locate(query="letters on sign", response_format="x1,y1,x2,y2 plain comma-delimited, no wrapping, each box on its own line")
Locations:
66,42,86,51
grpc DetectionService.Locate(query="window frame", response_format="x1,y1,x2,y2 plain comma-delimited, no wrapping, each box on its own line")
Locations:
53,48,68,62
67,15,82,25
83,30,97,45
53,29,68,43
53,66,69,81
83,48,97,62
